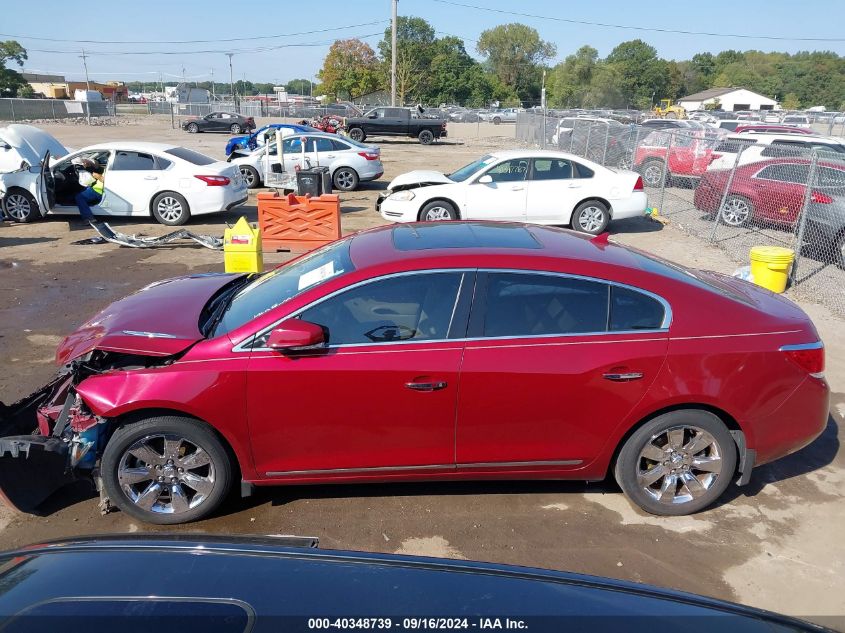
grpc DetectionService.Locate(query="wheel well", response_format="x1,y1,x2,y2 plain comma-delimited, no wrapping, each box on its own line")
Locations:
107,408,242,481
608,404,741,477
575,196,612,218
417,197,461,220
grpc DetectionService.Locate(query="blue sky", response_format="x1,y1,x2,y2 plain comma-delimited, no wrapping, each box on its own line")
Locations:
6,0,844,85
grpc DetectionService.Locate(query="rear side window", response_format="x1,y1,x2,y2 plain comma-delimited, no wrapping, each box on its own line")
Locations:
755,164,810,183
531,158,574,181
610,286,665,331
331,139,351,151
574,162,594,178
715,139,757,153
164,147,216,166
482,273,609,337
111,151,157,171
761,142,808,158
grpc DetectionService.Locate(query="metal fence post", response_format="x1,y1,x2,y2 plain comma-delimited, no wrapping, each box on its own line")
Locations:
657,131,673,215
9,99,14,122
710,144,746,241
790,150,819,285
584,124,593,161
171,103,176,129
601,124,610,166
51,99,56,120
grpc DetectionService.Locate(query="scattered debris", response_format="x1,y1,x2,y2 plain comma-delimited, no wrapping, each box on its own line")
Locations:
73,220,222,250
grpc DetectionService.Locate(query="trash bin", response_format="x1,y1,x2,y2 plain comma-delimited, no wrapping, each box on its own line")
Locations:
223,216,263,273
296,167,332,197
749,246,794,293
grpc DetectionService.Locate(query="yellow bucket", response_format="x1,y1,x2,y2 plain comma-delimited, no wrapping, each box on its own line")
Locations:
749,246,794,293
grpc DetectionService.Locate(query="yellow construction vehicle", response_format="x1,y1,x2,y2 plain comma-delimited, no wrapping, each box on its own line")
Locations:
652,99,687,119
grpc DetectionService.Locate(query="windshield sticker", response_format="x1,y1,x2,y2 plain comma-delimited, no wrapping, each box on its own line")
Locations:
298,262,337,290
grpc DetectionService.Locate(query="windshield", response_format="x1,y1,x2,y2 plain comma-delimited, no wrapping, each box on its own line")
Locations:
216,239,355,335
448,155,496,182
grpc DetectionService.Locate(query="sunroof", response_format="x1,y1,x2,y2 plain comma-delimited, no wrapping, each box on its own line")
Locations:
392,223,542,251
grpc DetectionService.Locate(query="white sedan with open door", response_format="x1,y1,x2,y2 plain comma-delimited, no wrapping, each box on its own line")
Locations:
377,150,648,234
0,125,248,226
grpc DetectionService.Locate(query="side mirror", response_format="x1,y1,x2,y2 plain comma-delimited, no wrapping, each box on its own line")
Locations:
477,174,493,184
267,318,325,351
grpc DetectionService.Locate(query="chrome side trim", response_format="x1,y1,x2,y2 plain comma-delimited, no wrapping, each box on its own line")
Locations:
779,341,823,351
265,459,582,477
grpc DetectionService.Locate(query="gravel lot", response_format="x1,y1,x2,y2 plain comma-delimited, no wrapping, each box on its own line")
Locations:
0,116,843,628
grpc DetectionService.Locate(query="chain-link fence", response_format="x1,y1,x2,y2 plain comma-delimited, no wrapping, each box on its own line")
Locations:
516,112,845,317
0,98,114,122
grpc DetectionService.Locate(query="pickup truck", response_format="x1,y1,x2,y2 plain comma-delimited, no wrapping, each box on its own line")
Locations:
344,107,447,145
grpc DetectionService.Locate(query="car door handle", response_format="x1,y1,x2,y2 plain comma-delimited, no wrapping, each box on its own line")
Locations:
325,154,336,159
603,372,644,382
405,381,448,392
510,185,525,191
567,182,581,188
143,176,158,180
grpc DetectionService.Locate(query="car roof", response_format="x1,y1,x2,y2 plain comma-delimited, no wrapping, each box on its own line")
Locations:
724,133,838,143
484,149,600,161
77,141,181,153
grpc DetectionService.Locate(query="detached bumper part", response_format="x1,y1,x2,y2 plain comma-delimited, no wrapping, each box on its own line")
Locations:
0,435,73,512
74,221,223,250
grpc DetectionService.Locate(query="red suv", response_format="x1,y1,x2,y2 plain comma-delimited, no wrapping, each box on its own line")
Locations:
634,130,716,186
0,222,828,524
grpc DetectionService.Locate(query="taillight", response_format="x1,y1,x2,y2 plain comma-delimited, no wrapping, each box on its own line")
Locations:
195,175,230,186
811,191,833,204
710,153,722,161
780,342,824,377
633,176,644,191
358,151,380,161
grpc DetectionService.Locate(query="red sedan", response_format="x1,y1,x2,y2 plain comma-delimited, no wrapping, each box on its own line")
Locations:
0,222,828,524
694,157,845,227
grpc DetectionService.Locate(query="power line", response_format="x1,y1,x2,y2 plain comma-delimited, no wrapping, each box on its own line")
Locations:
0,20,388,45
430,0,845,42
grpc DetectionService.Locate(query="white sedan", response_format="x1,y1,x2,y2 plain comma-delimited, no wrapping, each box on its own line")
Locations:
229,132,383,192
377,150,648,234
1,125,247,226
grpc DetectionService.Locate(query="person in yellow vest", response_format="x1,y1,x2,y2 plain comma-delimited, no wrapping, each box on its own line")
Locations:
74,158,105,222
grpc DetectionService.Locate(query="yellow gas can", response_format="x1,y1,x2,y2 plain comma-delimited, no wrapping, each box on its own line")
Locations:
223,216,263,273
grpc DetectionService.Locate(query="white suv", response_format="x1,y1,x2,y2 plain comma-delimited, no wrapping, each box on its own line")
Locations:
707,133,845,171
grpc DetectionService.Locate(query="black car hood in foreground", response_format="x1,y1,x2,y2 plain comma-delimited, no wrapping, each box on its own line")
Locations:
0,535,834,633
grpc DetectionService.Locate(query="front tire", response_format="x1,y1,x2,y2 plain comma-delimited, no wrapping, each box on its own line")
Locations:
418,129,434,145
152,192,191,226
571,200,610,234
348,127,365,142
493,117,502,125
2,189,41,223
641,160,666,188
332,167,359,192
101,416,233,525
419,200,457,221
239,165,261,189
718,195,753,227
614,410,737,516
230,123,242,134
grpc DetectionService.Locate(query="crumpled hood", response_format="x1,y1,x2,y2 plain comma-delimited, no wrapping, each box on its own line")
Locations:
55,273,240,365
386,170,452,190
0,124,68,167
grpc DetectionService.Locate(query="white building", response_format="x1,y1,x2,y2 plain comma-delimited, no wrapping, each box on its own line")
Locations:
678,87,779,112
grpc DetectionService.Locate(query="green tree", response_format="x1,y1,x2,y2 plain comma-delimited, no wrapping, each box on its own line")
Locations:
548,45,598,107
378,16,436,104
18,84,34,98
318,38,380,101
285,78,313,95
477,23,556,104
0,40,27,97
781,92,801,109
605,39,668,108
427,36,483,105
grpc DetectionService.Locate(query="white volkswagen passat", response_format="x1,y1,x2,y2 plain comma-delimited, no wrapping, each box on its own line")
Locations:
229,132,383,192
377,150,648,234
0,124,247,226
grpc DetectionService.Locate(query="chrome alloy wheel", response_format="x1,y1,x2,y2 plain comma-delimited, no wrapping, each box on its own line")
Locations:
636,425,723,505
156,196,185,223
335,169,355,190
117,433,216,515
4,193,32,221
720,197,751,226
577,205,605,233
240,166,257,187
643,163,664,186
424,206,452,221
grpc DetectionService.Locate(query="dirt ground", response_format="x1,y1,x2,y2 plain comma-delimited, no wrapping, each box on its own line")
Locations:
0,116,843,628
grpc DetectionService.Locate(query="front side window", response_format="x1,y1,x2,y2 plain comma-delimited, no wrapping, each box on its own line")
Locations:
483,158,529,183
482,273,609,337
300,272,464,346
448,155,496,182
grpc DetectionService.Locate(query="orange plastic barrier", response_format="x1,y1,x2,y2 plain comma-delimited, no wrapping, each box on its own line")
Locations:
256,192,342,251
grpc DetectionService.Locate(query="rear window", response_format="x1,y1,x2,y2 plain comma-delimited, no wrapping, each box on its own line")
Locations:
164,147,216,166
715,139,757,153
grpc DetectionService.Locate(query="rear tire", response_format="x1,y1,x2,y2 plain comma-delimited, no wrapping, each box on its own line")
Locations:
718,195,753,227
348,127,366,142
640,160,666,188
186,122,199,133
2,189,41,223
152,192,191,226
332,167,359,192
493,117,502,125
614,410,737,516
571,200,610,235
239,165,261,189
418,129,434,145
419,200,457,221
230,123,242,134
101,415,233,525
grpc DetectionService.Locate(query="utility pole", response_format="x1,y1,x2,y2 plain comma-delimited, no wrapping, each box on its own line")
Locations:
391,0,398,106
226,53,235,106
211,68,215,100
80,49,91,90
80,49,91,124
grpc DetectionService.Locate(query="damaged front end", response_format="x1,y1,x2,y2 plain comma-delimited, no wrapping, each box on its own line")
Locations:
0,351,170,513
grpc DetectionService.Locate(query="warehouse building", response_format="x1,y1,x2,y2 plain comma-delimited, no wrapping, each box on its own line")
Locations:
678,87,779,112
